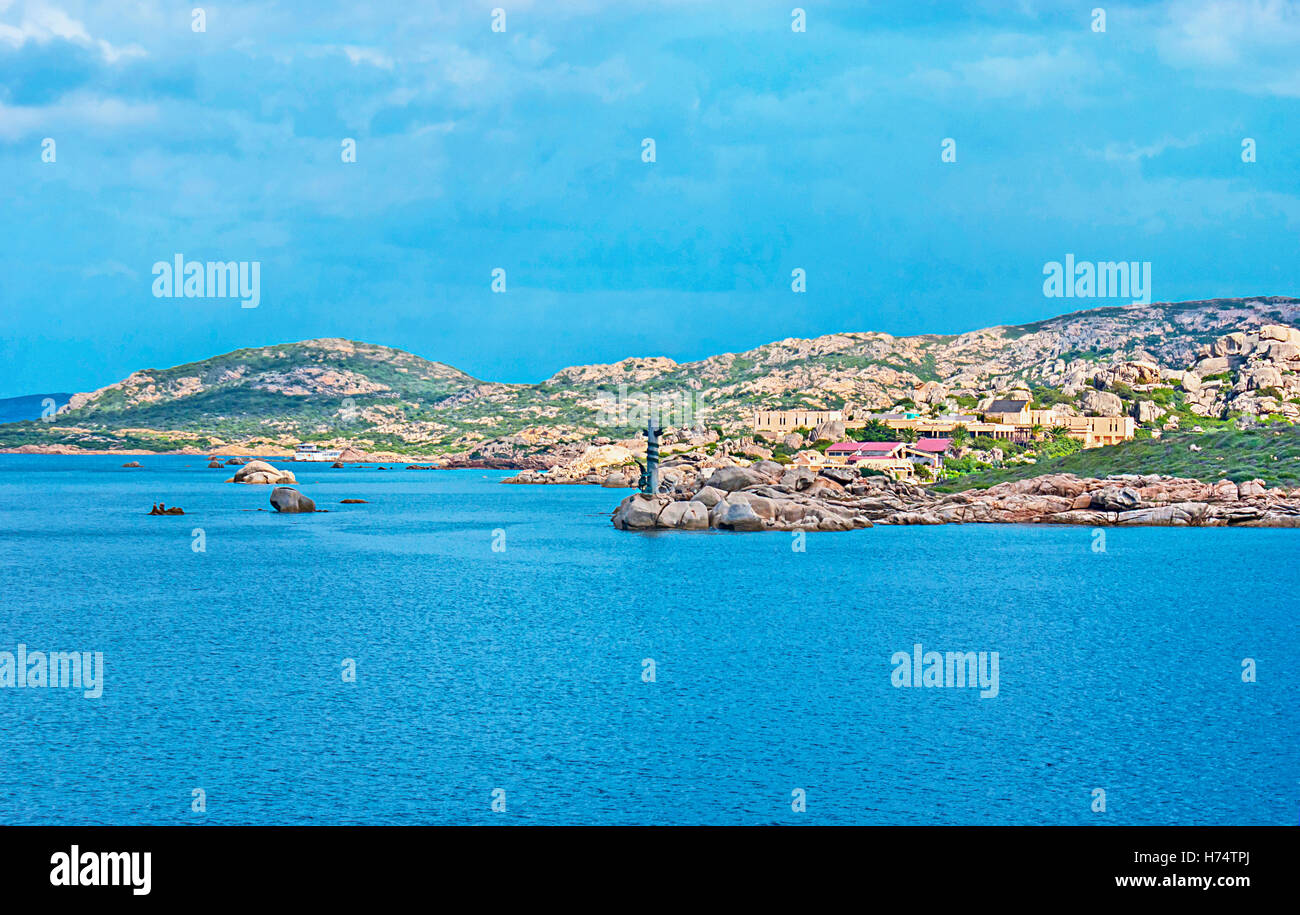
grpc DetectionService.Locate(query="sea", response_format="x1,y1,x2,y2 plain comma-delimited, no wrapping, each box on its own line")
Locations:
0,455,1295,825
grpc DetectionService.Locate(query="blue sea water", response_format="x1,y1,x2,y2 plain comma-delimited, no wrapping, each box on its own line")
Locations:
0,455,1295,825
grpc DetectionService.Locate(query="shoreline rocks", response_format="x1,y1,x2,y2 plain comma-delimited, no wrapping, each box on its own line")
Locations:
504,444,639,487
611,468,1300,531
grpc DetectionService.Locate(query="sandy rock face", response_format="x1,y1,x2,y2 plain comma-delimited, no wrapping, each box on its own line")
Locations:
710,497,765,531
811,420,845,442
703,466,772,492
568,444,635,475
1081,390,1123,417
658,501,709,530
692,486,726,508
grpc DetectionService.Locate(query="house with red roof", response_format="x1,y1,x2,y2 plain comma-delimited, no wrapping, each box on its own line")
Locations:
825,441,914,479
901,437,952,477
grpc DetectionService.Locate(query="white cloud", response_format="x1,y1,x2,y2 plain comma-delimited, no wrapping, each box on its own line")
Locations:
1096,133,1206,163
910,45,1105,104
1155,0,1300,96
82,259,137,279
342,46,394,70
0,93,158,139
0,2,144,63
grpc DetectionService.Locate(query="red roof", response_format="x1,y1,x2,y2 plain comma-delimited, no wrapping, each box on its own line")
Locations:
911,438,952,453
829,441,903,454
855,441,904,452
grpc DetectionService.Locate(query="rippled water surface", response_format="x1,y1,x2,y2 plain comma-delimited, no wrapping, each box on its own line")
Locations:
0,456,1295,824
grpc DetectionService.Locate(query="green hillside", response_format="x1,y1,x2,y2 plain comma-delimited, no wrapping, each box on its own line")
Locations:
932,426,1300,491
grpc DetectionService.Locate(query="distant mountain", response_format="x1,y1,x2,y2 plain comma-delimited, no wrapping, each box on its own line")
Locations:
0,393,71,424
2,296,1298,458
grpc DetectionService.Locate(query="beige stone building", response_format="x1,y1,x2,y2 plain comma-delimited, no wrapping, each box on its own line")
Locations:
753,408,843,437
756,394,1135,451
979,398,1136,448
1031,413,1135,447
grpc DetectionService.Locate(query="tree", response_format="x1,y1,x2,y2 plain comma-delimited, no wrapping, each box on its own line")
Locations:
950,424,969,448
851,420,895,441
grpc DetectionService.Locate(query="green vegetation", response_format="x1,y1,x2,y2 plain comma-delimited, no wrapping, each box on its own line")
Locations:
932,426,1300,491
848,421,895,441
1029,385,1074,410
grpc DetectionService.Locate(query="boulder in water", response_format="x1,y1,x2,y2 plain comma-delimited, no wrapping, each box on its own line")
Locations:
270,487,316,513
230,460,297,485
611,493,672,530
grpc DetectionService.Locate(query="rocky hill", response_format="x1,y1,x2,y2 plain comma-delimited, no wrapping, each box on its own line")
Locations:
3,296,1298,459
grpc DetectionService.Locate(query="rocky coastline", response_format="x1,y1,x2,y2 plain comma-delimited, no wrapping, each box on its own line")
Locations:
610,461,1300,531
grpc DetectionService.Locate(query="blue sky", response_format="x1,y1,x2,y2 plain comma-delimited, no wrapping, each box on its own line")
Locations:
1,0,1298,396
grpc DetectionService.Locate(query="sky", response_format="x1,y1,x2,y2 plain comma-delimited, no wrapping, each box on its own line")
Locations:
0,0,1298,397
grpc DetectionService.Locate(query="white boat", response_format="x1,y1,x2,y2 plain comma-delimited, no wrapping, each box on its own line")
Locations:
292,443,343,462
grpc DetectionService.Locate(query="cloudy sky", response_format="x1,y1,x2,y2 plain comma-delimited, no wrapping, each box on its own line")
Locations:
1,0,1297,396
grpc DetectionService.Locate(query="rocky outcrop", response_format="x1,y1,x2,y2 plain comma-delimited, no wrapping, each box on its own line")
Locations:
270,487,316,513
701,465,772,492
148,503,184,515
811,420,845,442
612,468,1300,531
503,443,637,486
1081,390,1123,417
1134,400,1165,424
611,485,875,532
228,460,297,485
